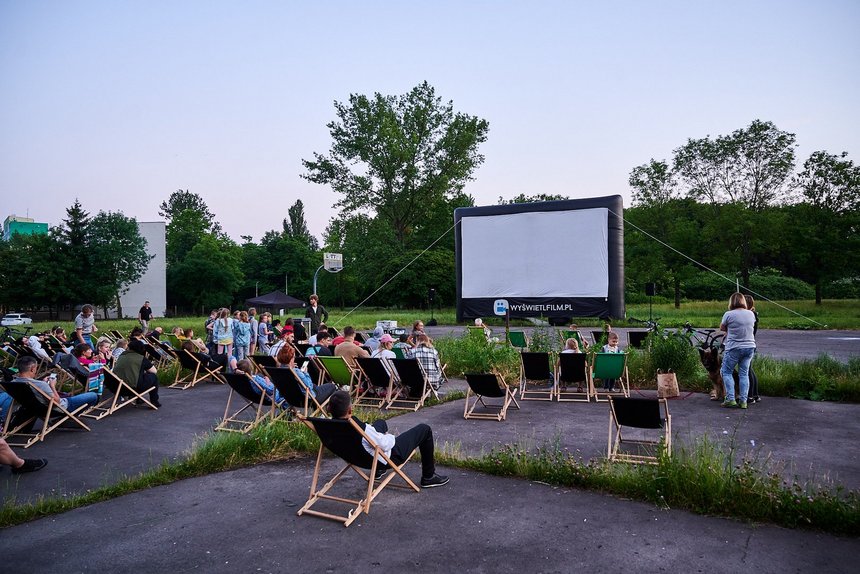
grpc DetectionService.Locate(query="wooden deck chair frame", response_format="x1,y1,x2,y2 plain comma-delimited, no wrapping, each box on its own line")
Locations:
266,366,329,418
507,331,528,351
556,352,593,402
109,329,125,341
170,349,224,390
215,372,280,433
353,357,394,409
83,365,157,420
519,352,555,401
592,352,630,402
463,372,519,421
607,396,671,464
0,380,91,448
314,355,359,397
389,358,433,411
0,346,17,368
250,354,279,371
297,415,419,527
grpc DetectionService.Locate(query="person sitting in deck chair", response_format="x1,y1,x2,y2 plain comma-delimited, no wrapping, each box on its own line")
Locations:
279,345,338,403
327,390,449,488
114,339,161,408
411,334,444,390
14,356,99,412
234,359,287,409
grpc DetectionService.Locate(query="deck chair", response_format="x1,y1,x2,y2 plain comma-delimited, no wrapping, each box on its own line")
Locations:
390,359,434,410
627,331,649,349
266,367,329,417
83,365,158,420
466,326,488,343
0,347,18,368
591,331,608,346
607,396,671,464
560,329,587,349
592,352,630,401
519,352,554,401
215,372,280,433
170,349,225,389
391,346,407,359
354,357,394,409
507,331,528,351
109,329,125,341
314,356,359,396
250,354,278,371
143,340,171,366
0,380,91,448
463,373,519,421
297,415,419,527
556,352,593,402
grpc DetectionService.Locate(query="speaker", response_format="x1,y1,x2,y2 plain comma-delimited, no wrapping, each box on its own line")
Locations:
645,283,656,296
428,288,436,303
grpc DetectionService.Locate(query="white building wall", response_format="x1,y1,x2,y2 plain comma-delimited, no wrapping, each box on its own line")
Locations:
114,221,167,318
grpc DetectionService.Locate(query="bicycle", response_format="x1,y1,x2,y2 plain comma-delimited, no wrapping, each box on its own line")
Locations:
680,322,724,353
628,316,661,333
1,325,33,344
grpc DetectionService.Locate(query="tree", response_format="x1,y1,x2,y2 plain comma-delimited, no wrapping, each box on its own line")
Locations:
672,120,796,286
87,212,153,316
497,193,568,204
282,199,319,251
165,208,212,266
52,200,93,304
790,151,860,303
168,234,244,311
628,159,677,207
303,81,489,247
158,189,218,228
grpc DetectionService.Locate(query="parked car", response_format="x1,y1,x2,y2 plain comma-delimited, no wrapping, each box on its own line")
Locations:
1,313,33,326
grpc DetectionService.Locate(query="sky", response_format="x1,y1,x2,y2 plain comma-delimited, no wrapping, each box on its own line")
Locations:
1,0,858,244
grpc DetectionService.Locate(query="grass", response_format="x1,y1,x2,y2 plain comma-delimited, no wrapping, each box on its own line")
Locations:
438,436,860,536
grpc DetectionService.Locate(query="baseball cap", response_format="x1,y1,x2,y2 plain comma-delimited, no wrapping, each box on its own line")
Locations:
379,334,394,343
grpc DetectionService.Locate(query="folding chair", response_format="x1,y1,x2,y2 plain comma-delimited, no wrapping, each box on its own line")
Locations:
314,356,359,396
266,367,329,417
607,396,671,464
390,358,434,410
297,416,419,527
83,365,158,420
463,373,519,421
591,331,608,346
109,329,125,341
250,354,278,371
627,331,649,349
556,353,593,402
519,352,554,401
170,349,225,390
354,357,394,409
143,339,171,367
507,331,528,351
592,352,630,401
391,346,407,359
215,372,281,433
466,327,488,343
0,380,91,448
559,329,586,349
0,347,18,368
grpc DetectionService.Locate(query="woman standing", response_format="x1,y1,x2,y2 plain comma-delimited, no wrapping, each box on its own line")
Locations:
719,293,757,409
212,308,235,358
233,311,252,361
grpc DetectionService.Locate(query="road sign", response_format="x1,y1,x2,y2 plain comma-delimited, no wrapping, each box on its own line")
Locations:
324,252,343,272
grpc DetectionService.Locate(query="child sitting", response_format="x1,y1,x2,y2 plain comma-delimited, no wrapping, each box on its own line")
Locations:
561,338,581,353
601,332,622,392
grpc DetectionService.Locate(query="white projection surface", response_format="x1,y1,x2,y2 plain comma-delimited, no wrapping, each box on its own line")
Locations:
461,208,609,298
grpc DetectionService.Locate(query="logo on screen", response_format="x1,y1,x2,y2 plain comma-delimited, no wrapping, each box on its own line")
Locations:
494,299,509,316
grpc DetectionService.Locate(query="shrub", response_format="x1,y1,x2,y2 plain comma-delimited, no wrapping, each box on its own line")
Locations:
681,270,815,301
436,333,521,383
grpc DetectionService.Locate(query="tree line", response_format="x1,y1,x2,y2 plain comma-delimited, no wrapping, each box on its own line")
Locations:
2,84,857,316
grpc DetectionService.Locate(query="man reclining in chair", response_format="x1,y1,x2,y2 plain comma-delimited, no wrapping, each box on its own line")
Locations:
13,356,99,414
327,390,449,488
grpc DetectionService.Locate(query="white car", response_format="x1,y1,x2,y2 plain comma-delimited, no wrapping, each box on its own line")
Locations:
1,313,33,326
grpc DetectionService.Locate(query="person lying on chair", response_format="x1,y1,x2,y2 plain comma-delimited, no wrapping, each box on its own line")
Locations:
326,390,449,488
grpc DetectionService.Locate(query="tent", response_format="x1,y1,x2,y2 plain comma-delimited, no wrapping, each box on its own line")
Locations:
245,290,307,310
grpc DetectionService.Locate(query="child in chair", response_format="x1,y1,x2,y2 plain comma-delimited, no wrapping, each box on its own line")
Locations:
601,332,622,392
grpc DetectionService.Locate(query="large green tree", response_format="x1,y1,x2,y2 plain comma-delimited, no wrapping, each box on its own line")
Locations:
303,81,489,247
168,234,244,312
789,151,860,303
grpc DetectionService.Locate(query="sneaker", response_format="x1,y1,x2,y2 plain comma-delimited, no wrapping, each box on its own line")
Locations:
374,466,391,481
739,401,748,409
12,458,48,474
420,474,449,488
721,400,738,408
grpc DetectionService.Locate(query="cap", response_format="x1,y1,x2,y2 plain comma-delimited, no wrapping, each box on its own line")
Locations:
281,325,294,334
379,334,395,343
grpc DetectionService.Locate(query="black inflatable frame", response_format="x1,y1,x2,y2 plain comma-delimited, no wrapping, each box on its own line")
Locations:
454,195,625,321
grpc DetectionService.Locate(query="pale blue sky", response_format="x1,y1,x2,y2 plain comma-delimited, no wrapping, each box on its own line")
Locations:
2,0,858,242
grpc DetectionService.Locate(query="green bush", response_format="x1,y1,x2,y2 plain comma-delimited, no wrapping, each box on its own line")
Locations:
754,354,860,402
681,271,815,301
435,333,521,383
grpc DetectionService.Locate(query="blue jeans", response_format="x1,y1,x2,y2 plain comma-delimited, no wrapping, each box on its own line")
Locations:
82,334,94,350
66,392,99,411
721,347,755,403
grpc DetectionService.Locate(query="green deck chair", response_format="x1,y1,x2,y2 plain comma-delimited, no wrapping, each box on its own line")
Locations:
560,330,586,350
592,352,629,401
507,331,528,351
313,356,359,393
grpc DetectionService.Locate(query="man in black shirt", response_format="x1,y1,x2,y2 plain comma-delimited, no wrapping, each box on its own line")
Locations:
138,301,153,331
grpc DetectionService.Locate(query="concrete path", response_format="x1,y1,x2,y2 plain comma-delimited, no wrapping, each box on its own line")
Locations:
2,460,858,574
